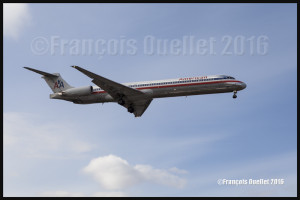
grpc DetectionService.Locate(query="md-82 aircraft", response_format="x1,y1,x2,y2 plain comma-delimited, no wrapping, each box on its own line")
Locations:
24,66,246,117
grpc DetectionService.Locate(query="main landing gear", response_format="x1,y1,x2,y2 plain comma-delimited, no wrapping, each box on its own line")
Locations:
117,99,134,114
233,90,237,99
127,105,134,113
118,99,125,105
117,93,126,105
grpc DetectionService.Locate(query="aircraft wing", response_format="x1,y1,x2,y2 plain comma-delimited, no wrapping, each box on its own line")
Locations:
126,99,152,117
71,65,152,117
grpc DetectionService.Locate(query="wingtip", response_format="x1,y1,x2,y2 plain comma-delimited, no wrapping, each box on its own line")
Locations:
24,66,34,71
71,65,82,69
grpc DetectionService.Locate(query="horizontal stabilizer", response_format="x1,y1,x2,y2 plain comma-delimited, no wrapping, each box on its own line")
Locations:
24,67,58,78
24,66,72,92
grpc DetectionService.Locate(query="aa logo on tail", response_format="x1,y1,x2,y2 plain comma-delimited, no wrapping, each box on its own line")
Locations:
54,79,64,89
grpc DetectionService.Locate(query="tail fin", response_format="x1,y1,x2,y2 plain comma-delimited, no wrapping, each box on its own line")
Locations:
24,67,73,93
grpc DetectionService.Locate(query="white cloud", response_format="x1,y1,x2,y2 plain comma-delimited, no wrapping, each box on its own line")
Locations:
92,191,127,197
40,191,84,197
3,3,31,39
83,154,187,190
83,154,141,190
40,190,127,197
135,164,186,189
3,112,94,159
169,167,189,175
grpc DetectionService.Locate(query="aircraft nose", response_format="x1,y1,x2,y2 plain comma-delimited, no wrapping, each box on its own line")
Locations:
241,82,247,89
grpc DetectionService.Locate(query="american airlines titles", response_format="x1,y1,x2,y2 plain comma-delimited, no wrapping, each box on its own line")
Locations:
179,76,208,81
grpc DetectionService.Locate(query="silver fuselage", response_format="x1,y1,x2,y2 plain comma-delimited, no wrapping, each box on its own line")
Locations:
50,75,247,104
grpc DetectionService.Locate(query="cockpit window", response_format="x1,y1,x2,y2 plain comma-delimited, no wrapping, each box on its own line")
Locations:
225,76,235,80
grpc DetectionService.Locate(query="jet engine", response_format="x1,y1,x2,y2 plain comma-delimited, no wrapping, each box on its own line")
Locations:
62,86,93,97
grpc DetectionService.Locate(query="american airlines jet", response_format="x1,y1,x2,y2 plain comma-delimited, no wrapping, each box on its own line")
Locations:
24,66,247,117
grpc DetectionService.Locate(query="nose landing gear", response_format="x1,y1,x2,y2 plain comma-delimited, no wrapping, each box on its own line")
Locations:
233,90,237,99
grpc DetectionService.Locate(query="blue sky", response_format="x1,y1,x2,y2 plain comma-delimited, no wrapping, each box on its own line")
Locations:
3,3,297,197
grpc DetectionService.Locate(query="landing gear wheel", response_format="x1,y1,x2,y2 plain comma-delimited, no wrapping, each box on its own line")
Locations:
128,106,134,113
118,99,125,105
233,90,237,99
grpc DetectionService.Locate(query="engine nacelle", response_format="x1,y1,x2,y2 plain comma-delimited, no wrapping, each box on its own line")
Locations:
62,86,93,97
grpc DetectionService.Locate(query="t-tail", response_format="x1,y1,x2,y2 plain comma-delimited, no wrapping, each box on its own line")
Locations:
24,67,73,93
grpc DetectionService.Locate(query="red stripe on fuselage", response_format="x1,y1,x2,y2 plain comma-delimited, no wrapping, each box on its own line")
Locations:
92,80,241,94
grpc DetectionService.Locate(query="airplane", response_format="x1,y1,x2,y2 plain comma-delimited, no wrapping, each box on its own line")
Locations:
24,66,247,117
